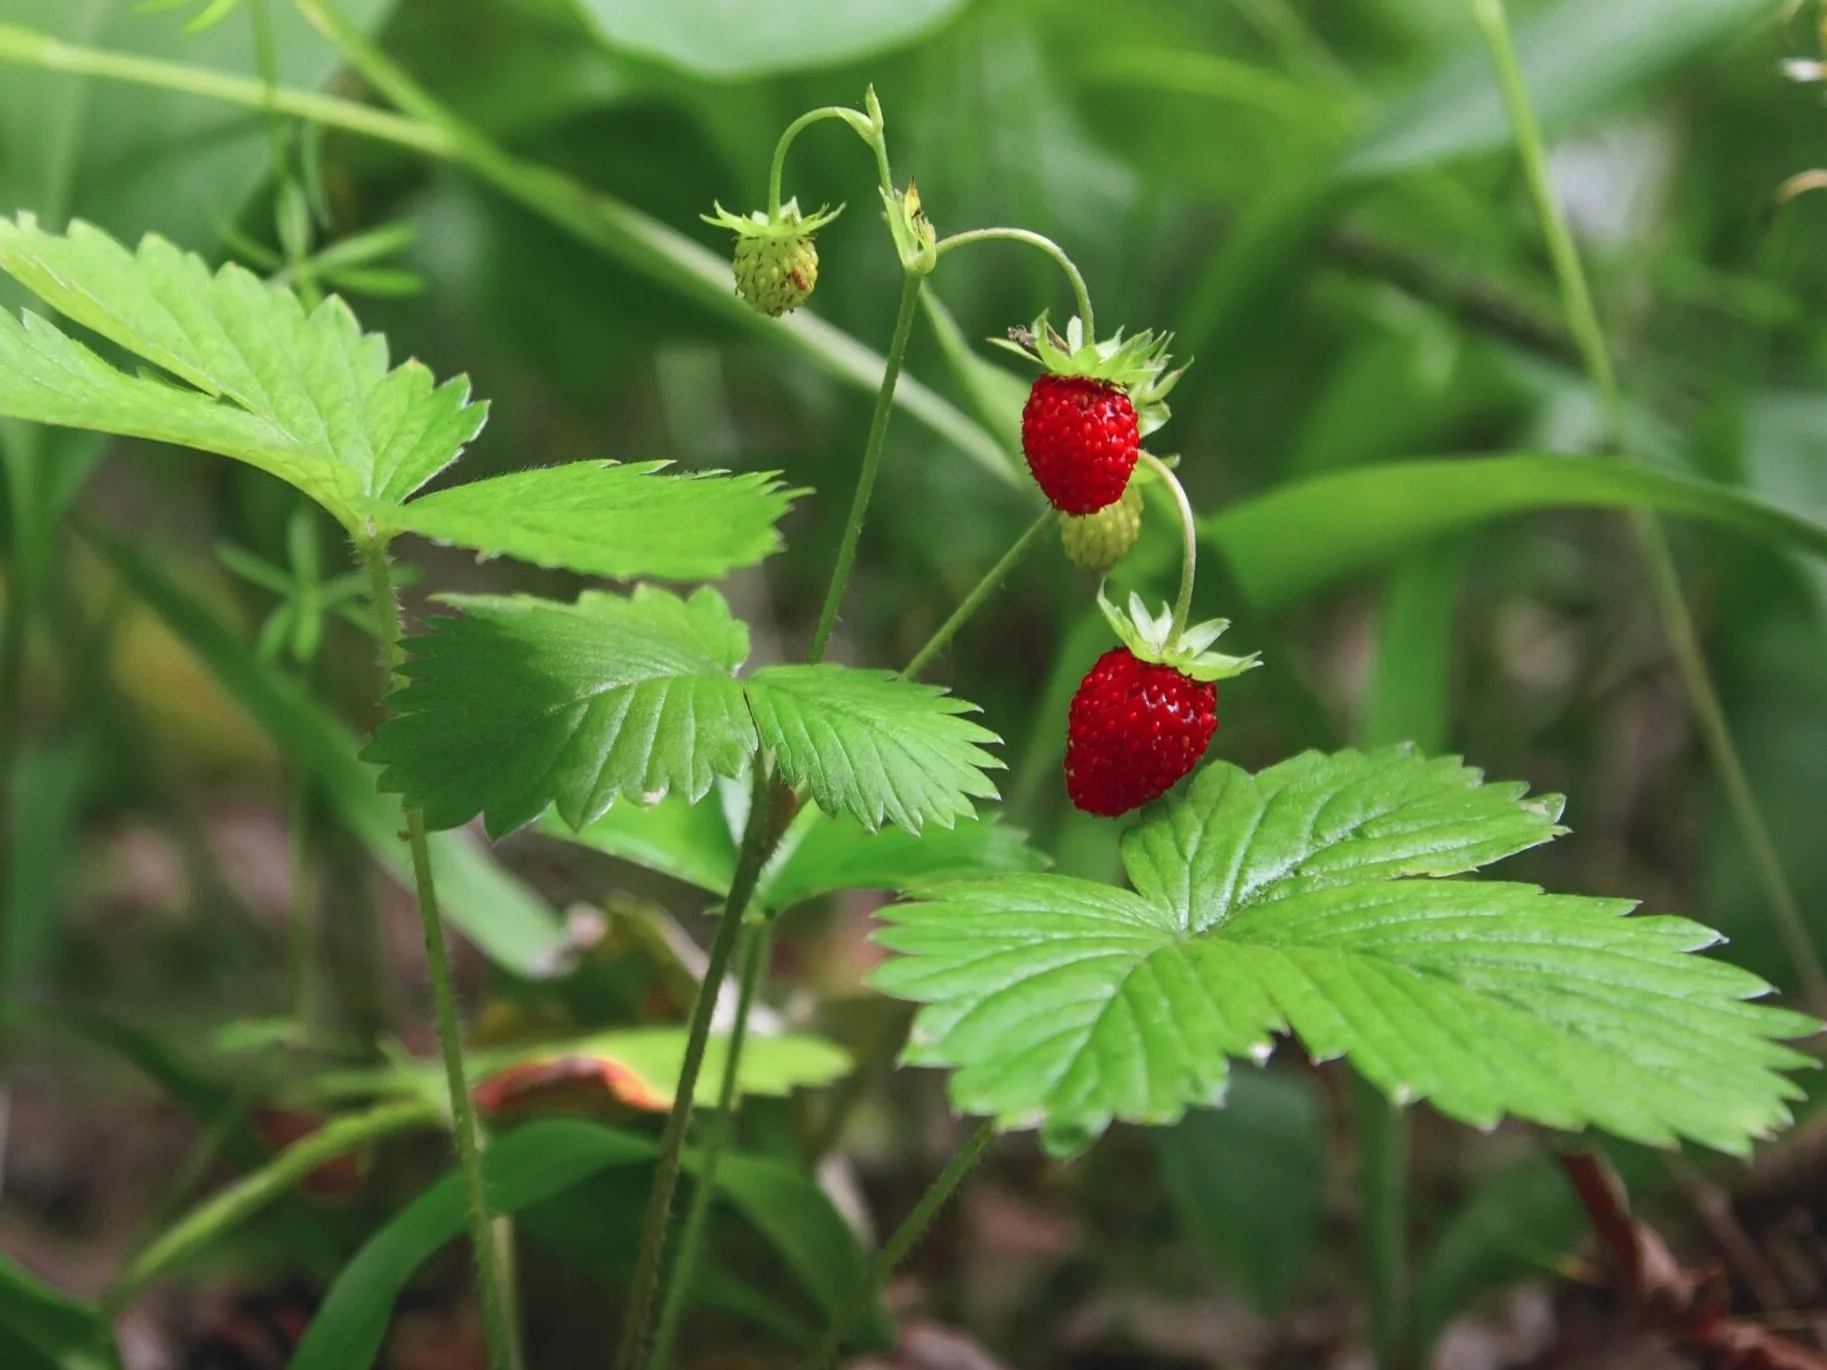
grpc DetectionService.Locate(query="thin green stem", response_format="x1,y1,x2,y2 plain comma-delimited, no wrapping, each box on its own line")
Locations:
767,106,872,216
808,271,924,663
650,920,773,1370
618,769,783,1370
936,227,1095,339
358,537,514,1370
0,19,1011,479
1351,1071,1411,1370
1465,0,1827,1014
1139,452,1197,641
902,511,1055,681
803,1121,996,1370
112,1097,437,1305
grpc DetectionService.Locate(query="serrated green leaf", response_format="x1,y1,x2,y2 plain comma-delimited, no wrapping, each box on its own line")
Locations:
873,749,1818,1156
372,460,804,582
746,665,1002,834
550,790,741,898
379,596,1006,840
0,216,484,526
367,587,754,838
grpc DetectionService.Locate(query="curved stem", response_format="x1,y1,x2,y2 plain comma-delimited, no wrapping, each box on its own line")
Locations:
618,768,783,1370
768,106,871,216
936,227,1095,339
1466,0,1827,1014
1139,452,1197,642
650,919,773,1370
808,272,924,663
112,1097,437,1305
902,510,1055,681
358,538,514,1370
802,1121,996,1370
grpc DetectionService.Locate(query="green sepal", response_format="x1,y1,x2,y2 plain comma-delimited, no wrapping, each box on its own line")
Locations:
990,312,1188,437
1097,583,1260,683
700,196,844,240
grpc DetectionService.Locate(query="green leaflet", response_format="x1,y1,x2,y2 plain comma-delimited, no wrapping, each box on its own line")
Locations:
1205,453,1827,612
573,0,967,78
0,215,483,524
873,748,1818,1156
554,788,1043,912
370,460,804,582
370,588,1004,838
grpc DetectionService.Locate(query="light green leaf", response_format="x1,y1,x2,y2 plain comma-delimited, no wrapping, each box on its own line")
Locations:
1154,1068,1326,1314
1205,454,1827,612
367,587,754,838
1344,0,1770,177
873,749,1817,1156
557,789,1041,912
551,790,740,898
747,665,1002,834
373,460,803,582
0,216,484,526
82,526,566,973
574,0,967,78
759,811,1044,912
0,1254,119,1370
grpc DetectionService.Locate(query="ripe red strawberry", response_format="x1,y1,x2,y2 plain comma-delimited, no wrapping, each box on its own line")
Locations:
994,313,1186,514
1023,376,1139,514
1066,647,1216,815
1066,588,1260,817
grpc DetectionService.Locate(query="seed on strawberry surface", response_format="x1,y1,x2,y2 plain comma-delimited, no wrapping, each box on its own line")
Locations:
1065,647,1217,816
1022,375,1140,514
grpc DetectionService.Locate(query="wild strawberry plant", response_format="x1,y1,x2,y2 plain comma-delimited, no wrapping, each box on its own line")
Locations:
0,14,1821,1370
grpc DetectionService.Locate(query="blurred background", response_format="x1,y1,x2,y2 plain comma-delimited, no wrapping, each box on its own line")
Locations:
8,0,1827,1366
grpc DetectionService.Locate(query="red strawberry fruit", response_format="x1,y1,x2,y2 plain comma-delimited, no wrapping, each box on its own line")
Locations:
1066,647,1216,815
1024,376,1139,514
1065,588,1260,816
995,313,1185,515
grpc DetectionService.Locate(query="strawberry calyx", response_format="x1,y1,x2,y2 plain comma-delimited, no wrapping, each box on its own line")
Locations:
1096,584,1259,683
701,196,844,241
993,312,1187,438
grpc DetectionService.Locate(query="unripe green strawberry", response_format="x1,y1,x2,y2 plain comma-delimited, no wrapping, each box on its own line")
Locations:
732,231,819,316
702,197,842,318
1060,482,1142,572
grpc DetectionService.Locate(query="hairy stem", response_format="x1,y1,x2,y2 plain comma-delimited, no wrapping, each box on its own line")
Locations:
1465,0,1827,1014
902,510,1055,681
803,1121,996,1370
808,271,923,663
650,920,773,1370
358,537,514,1370
113,1097,437,1304
618,769,782,1370
935,227,1096,338
1138,452,1198,641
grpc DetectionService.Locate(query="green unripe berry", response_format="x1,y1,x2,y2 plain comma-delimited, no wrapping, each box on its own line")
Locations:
732,231,820,317
1060,482,1143,573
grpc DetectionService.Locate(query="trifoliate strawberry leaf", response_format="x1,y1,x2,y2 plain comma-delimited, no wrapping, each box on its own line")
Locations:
366,587,754,838
745,665,1003,833
872,748,1818,1157
371,461,804,582
0,217,483,526
374,598,1005,842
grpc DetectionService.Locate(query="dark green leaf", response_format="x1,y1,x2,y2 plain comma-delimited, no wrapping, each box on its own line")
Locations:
1154,1068,1326,1314
0,1253,119,1370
